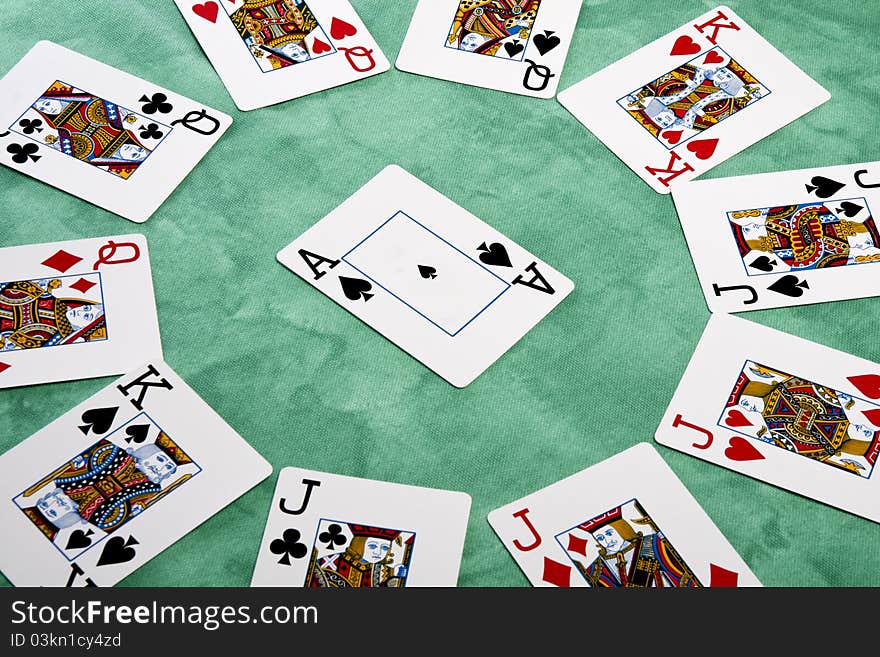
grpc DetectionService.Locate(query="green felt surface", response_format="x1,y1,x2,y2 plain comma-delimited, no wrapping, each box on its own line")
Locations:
1,0,879,588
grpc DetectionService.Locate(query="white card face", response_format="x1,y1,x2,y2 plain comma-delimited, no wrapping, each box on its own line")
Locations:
557,6,830,193
0,361,271,587
175,0,389,110
673,161,880,312
656,314,880,523
277,165,573,387
0,41,231,223
396,0,582,99
0,235,161,389
488,443,760,587
251,467,471,587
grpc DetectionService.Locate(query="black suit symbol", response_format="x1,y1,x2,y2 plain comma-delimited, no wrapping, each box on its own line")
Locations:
805,176,845,198
7,143,41,164
18,118,43,134
749,255,777,272
477,242,512,268
78,407,119,435
339,276,373,302
534,31,561,56
65,529,94,550
418,265,437,279
836,201,864,217
139,123,163,139
96,535,139,567
768,275,809,298
504,41,525,58
124,424,150,444
270,529,308,565
318,523,347,550
139,93,173,115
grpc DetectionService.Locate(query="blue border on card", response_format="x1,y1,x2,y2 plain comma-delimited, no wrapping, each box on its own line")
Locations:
442,0,542,63
13,412,202,562
716,359,880,479
0,271,108,353
726,197,880,278
9,79,172,181
616,46,771,150
342,211,511,337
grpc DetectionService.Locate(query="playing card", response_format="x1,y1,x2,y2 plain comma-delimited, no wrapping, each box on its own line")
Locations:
276,165,573,387
250,467,470,587
488,443,760,587
396,0,582,99
656,314,880,523
0,361,271,586
0,41,231,223
557,6,830,193
0,235,161,390
673,161,880,312
175,0,390,110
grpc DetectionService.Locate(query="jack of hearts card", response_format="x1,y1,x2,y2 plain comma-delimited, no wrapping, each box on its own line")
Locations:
656,314,880,523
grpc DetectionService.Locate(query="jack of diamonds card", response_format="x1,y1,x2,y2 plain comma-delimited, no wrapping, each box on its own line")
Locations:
656,314,880,523
672,161,880,312
0,41,231,223
488,443,761,587
175,0,390,110
0,235,161,389
276,165,573,388
0,361,271,587
396,0,583,99
251,467,471,587
557,6,830,193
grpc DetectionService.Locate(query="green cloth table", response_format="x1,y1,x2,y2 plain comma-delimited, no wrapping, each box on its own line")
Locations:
1,1,879,587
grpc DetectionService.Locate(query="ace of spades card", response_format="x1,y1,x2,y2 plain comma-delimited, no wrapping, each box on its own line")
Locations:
557,6,830,193
0,41,231,223
175,0,390,110
396,0,583,99
656,314,880,524
251,468,471,587
0,362,271,587
276,165,573,387
0,235,161,389
488,443,761,587
672,161,880,312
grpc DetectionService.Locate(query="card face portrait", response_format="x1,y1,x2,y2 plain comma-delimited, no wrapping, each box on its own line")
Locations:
672,161,880,312
396,0,583,99
557,6,830,193
0,362,271,586
277,165,573,387
488,443,761,587
251,467,471,587
175,0,390,110
0,41,231,223
0,235,161,389
656,314,880,523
